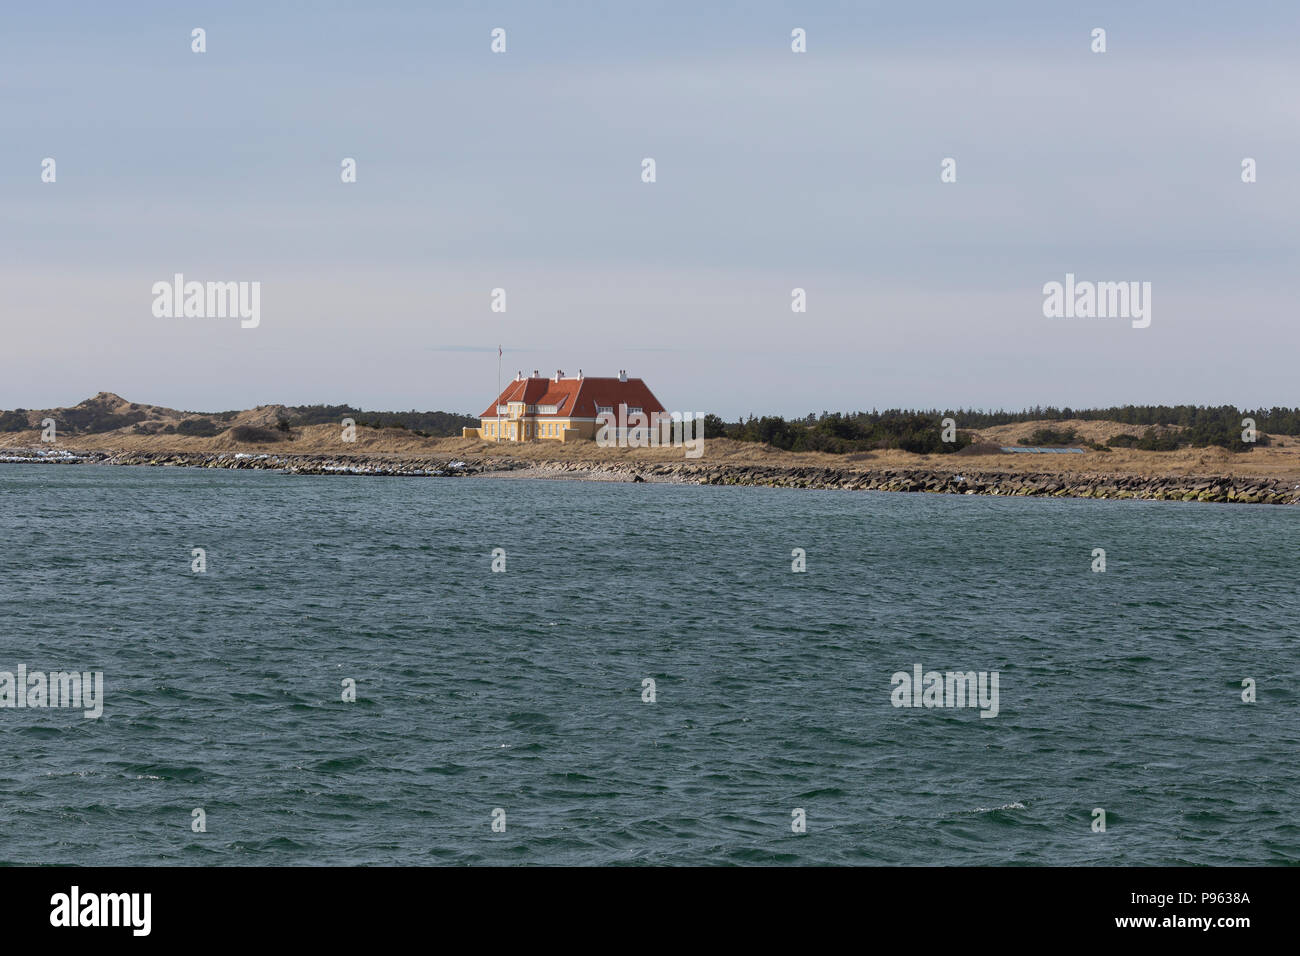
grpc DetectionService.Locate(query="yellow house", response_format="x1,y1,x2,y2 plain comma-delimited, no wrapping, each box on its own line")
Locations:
463,369,666,443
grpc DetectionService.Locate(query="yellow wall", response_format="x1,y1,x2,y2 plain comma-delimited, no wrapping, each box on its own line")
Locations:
476,417,597,441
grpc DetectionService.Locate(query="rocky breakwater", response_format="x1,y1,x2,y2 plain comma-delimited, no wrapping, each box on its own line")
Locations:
94,450,518,477
513,460,1300,505
690,465,1300,504
0,448,110,464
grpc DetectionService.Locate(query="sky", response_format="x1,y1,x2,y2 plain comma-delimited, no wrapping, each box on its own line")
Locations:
3,1,1298,419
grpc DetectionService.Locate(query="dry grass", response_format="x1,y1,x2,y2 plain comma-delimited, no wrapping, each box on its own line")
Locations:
971,418,1175,446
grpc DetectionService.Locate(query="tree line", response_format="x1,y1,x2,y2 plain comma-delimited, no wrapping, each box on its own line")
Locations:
702,405,1293,454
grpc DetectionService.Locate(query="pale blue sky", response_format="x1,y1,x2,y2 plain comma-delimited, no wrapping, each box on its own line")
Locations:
3,1,1297,417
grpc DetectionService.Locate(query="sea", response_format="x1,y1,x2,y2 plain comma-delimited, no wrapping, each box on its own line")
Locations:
1,463,1296,865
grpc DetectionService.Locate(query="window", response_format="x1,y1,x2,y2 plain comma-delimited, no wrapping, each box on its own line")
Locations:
596,405,613,415
627,406,643,415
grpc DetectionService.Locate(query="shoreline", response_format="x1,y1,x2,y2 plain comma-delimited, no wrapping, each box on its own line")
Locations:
4,447,1298,504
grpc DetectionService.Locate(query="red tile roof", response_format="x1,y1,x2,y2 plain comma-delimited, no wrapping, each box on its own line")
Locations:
479,376,666,419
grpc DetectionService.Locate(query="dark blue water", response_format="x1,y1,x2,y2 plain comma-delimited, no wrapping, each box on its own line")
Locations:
1,463,1296,865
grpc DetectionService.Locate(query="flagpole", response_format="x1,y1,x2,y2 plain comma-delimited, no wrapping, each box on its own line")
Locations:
496,345,501,443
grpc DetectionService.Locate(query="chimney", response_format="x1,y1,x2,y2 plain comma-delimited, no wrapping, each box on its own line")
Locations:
618,369,628,382
577,368,583,379
532,369,539,378
554,369,562,382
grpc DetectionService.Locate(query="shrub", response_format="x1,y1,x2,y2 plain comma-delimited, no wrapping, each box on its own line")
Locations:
1108,429,1181,451
702,414,728,439
282,404,477,436
229,425,282,443
719,412,972,455
176,418,220,437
